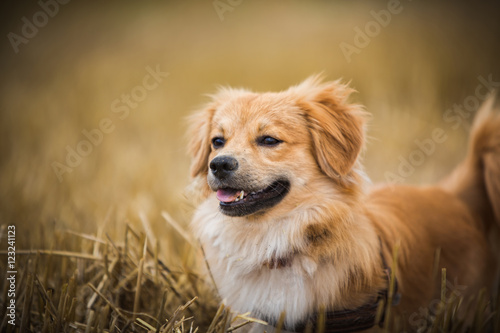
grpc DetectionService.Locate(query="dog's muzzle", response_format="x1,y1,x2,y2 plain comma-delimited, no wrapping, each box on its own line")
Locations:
209,155,238,180
208,156,290,217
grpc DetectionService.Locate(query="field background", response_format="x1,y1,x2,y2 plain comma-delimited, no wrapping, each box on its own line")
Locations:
1,0,500,331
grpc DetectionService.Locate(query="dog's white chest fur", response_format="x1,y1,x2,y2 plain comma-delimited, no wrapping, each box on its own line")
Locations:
192,197,343,328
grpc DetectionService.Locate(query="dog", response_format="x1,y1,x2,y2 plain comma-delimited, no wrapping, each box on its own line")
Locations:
188,76,500,332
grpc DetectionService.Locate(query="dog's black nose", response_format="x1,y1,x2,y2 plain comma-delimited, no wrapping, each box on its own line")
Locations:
210,156,238,179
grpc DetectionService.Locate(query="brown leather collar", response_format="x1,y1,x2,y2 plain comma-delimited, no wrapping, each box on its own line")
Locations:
273,242,401,333
263,254,294,269
292,266,400,333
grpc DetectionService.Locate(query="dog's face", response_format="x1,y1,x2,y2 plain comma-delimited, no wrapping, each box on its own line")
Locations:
188,76,366,217
205,95,311,216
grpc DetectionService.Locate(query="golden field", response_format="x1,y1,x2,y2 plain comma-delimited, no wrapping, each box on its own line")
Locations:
0,1,500,332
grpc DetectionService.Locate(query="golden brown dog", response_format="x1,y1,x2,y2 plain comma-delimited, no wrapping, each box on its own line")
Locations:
188,76,500,332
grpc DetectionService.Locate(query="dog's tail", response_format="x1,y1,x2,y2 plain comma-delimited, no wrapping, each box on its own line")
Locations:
441,93,500,230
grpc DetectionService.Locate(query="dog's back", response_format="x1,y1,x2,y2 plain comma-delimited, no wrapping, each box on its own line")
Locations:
367,95,500,326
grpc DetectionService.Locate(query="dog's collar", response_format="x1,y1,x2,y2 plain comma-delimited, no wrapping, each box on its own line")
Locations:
280,243,401,333
263,254,294,269
293,267,400,333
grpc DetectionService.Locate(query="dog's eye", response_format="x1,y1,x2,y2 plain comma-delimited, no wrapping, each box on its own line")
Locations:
257,136,282,147
211,137,225,149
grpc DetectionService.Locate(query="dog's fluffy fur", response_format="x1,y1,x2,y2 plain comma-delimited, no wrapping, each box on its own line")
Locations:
188,76,500,331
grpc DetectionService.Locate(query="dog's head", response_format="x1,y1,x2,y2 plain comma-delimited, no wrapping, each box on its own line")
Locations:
188,75,366,217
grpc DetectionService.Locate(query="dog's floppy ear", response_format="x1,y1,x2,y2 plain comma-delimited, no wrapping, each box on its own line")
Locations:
188,88,250,178
187,102,217,178
294,76,366,179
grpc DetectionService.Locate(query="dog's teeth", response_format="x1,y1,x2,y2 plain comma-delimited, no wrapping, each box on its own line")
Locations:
235,197,240,202
239,191,245,200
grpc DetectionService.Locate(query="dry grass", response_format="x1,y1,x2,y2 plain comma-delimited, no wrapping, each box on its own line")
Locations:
2,224,500,332
0,221,222,332
1,1,500,332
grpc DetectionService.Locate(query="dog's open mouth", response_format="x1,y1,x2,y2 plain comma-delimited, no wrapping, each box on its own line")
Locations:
216,180,290,216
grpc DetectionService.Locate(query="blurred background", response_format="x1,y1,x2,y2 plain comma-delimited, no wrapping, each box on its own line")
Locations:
1,0,499,251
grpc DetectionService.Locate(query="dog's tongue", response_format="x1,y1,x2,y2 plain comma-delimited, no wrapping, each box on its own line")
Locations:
216,189,241,203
